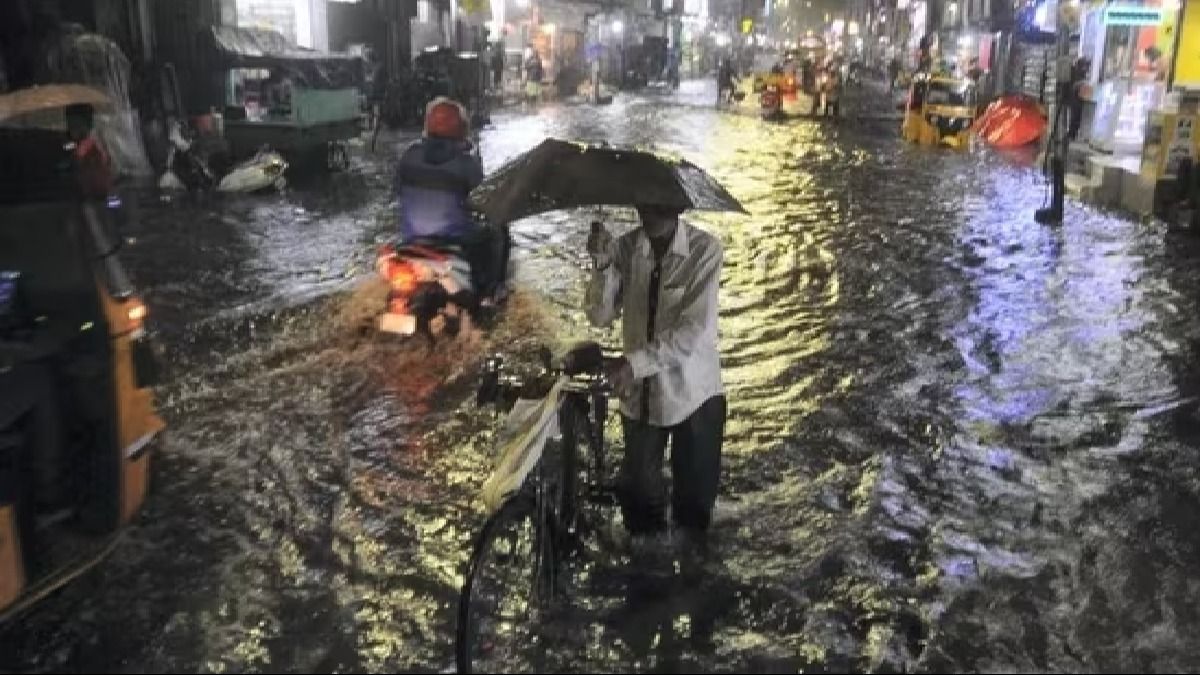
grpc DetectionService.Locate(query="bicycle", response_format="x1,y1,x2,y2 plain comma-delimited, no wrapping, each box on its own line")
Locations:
455,342,621,674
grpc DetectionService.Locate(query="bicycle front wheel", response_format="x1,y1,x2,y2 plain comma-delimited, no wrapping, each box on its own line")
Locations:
456,495,553,674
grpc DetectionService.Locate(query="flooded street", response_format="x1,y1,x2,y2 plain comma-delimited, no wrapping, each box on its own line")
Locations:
6,80,1200,673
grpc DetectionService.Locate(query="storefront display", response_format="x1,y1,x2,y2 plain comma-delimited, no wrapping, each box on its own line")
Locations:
1091,78,1165,153
1081,0,1179,154
1142,111,1200,179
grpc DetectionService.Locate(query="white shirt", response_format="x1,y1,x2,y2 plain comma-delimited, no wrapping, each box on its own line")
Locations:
586,221,724,427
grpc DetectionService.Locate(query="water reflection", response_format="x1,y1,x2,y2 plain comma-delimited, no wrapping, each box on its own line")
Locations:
4,85,1200,673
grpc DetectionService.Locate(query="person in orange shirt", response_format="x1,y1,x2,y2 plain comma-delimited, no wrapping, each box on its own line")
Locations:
65,103,113,199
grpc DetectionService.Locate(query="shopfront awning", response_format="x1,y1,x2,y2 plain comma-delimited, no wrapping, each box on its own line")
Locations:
206,26,363,87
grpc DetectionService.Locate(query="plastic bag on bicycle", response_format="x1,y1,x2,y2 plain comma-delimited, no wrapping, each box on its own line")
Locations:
480,376,568,513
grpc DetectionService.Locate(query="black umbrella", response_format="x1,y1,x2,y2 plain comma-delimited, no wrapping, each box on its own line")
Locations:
469,138,747,225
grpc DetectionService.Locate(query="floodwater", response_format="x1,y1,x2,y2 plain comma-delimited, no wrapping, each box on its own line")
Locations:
4,80,1200,673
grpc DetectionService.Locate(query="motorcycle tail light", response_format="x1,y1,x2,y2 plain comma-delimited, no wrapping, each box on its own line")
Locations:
389,261,418,295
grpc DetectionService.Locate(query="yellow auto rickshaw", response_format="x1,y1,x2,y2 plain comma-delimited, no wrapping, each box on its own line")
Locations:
0,86,163,620
901,73,978,148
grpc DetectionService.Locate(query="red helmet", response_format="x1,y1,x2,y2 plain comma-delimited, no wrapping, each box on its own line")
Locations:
424,97,468,140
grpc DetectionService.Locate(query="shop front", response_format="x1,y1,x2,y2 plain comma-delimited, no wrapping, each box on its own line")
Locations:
1141,0,1200,184
1081,1,1178,155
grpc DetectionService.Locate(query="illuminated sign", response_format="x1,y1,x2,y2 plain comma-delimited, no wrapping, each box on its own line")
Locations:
1174,0,1200,87
741,18,753,33
1104,5,1165,25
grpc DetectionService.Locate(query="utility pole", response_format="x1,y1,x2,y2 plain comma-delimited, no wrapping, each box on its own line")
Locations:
1035,0,1078,225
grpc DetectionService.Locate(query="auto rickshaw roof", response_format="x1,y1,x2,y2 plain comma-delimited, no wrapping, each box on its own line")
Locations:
913,72,973,86
931,76,973,86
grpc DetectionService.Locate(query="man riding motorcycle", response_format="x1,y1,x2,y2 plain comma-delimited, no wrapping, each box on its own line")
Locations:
394,97,506,300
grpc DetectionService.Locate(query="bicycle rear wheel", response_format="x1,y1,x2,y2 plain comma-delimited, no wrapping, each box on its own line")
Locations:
456,495,554,674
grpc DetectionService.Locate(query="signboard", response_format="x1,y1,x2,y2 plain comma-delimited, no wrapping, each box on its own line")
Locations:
461,0,487,14
1103,5,1164,26
1175,0,1200,88
1033,0,1057,32
1166,115,1196,175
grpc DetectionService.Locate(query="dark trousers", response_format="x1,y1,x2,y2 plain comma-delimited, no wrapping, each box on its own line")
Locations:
619,395,726,534
462,224,510,297
1068,98,1084,142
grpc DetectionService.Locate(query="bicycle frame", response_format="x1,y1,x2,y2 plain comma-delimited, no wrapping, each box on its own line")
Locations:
482,364,613,564
458,348,617,673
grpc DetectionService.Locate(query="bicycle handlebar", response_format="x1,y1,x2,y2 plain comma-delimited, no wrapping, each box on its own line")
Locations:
477,341,619,408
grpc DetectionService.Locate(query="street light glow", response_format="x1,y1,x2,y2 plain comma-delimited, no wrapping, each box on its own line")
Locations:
612,19,624,33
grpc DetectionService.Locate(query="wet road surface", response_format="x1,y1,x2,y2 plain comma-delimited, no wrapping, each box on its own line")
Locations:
5,80,1200,673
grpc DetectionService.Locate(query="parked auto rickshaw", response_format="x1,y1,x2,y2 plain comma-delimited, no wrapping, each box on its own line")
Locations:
0,87,163,620
901,73,978,149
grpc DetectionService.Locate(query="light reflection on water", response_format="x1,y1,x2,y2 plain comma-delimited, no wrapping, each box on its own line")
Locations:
4,84,1200,673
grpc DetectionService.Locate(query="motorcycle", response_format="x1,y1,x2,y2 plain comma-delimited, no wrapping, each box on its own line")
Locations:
159,121,287,193
375,222,513,343
216,150,288,193
375,241,480,342
378,135,510,343
760,83,783,119
157,121,215,191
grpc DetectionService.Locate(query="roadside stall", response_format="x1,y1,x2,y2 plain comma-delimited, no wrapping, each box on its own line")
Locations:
206,26,363,169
